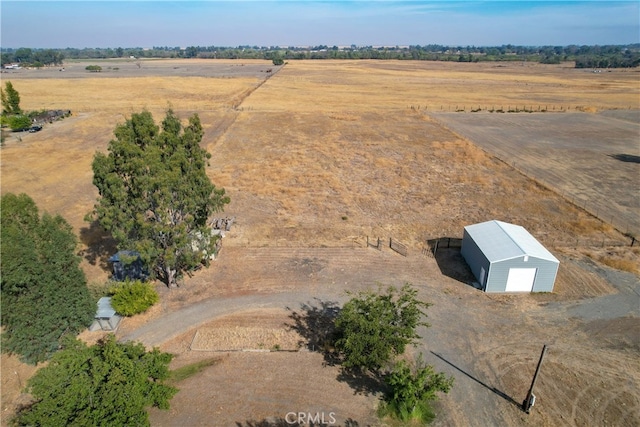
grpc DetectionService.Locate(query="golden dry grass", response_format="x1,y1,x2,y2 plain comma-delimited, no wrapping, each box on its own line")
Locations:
190,327,301,351
1,60,635,272
12,76,260,114
245,60,639,112
1,58,638,427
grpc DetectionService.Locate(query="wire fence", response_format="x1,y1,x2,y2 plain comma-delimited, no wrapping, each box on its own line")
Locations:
504,160,638,241
409,104,637,113
428,113,638,240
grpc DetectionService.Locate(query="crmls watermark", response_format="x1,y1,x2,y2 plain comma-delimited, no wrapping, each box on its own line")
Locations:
285,411,337,425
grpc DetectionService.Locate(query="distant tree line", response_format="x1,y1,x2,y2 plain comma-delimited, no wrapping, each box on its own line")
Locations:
0,47,64,67
2,44,639,68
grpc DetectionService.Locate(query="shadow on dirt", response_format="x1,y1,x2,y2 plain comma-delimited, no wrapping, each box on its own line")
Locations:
430,351,522,410
336,368,386,398
78,220,117,272
427,238,477,288
287,299,386,397
236,419,296,427
287,299,341,365
236,418,363,427
609,153,640,164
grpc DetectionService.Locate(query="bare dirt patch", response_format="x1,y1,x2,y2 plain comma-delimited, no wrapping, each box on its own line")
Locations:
189,309,302,352
2,60,638,426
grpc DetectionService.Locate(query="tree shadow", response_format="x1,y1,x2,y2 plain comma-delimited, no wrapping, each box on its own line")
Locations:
286,298,341,366
427,238,477,289
286,299,386,397
430,351,522,410
336,367,387,397
236,419,296,427
78,220,117,273
609,153,640,164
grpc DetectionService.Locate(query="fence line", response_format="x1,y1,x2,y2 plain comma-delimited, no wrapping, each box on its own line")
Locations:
427,114,638,241
389,238,408,257
410,104,637,113
367,236,382,250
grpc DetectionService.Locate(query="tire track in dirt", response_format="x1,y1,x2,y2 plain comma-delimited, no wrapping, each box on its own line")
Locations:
202,65,285,152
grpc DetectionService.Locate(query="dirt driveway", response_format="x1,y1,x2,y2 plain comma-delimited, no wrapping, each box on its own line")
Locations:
2,59,638,426
117,245,640,427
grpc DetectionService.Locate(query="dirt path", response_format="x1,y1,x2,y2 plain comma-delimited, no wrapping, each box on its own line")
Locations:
3,60,639,426
119,246,639,427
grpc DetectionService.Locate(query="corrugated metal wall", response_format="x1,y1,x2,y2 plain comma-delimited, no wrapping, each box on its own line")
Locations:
461,229,490,290
461,229,559,293
485,256,558,292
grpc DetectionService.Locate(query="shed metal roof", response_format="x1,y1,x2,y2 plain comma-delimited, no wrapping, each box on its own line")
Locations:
96,297,117,318
464,220,559,263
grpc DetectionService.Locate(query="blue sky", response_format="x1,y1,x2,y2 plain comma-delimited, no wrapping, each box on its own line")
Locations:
1,1,638,48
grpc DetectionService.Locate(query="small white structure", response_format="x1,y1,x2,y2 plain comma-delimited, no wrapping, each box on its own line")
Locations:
91,297,122,331
461,220,559,293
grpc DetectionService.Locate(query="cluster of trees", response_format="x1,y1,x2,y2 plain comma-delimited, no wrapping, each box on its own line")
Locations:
2,108,226,423
332,284,454,423
0,81,30,134
2,110,223,424
3,44,638,68
0,47,64,67
13,336,176,426
1,193,95,364
1,81,34,133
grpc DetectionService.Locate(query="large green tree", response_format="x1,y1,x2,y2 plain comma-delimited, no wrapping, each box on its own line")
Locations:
90,109,229,287
334,283,431,373
1,193,95,364
1,81,22,115
12,336,177,426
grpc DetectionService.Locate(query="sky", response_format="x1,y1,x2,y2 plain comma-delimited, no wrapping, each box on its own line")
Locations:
1,1,639,49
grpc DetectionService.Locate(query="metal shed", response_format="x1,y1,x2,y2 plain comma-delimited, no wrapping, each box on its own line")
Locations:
93,297,122,331
461,220,559,293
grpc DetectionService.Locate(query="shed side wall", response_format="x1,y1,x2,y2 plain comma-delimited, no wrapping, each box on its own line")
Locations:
461,230,490,289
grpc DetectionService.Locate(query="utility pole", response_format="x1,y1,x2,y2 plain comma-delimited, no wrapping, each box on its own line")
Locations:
523,344,548,413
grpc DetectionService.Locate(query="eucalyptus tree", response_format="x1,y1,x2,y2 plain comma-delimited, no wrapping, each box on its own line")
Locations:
90,110,229,287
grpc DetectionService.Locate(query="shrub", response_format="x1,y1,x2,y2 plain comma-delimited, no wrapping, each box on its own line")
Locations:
85,65,102,72
379,355,454,423
8,115,31,131
110,280,159,316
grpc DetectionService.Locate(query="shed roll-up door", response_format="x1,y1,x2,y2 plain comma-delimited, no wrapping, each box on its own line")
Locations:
505,268,537,292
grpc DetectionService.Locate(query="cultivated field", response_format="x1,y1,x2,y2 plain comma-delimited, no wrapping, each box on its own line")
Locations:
431,111,640,238
1,59,639,426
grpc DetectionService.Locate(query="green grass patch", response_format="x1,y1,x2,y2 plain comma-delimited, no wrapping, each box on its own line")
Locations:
169,357,221,383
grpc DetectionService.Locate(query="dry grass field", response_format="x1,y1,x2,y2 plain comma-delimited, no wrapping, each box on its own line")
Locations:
432,111,640,238
1,59,639,426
